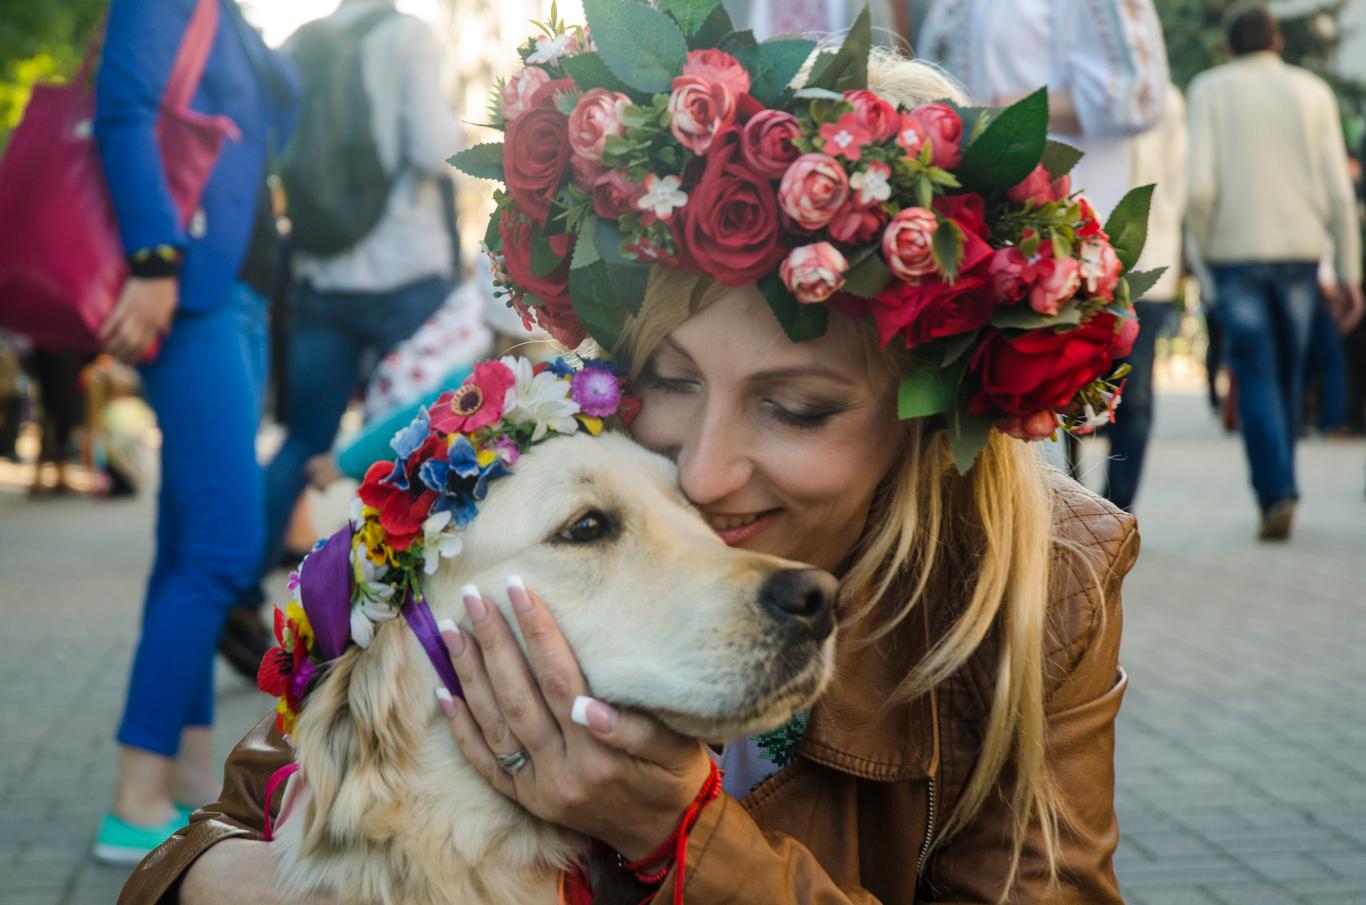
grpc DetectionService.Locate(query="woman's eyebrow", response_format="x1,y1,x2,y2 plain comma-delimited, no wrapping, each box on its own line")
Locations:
663,337,858,387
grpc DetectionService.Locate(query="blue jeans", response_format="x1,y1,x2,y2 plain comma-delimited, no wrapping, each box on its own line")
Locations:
1212,262,1320,510
261,276,450,566
1306,295,1348,431
1104,300,1171,511
118,286,267,756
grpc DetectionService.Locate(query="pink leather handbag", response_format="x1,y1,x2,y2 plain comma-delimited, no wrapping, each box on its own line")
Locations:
0,0,239,352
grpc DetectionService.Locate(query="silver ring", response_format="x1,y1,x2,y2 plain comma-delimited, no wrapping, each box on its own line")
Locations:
495,748,530,776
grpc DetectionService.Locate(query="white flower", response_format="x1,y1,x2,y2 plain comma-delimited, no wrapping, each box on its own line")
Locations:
849,161,892,205
421,511,464,576
637,174,688,220
348,497,366,528
527,33,572,65
350,607,375,649
501,356,581,441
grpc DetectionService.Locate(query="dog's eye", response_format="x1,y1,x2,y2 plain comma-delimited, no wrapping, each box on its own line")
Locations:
556,510,616,544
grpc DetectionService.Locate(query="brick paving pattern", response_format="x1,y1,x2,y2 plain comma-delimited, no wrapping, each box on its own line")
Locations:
0,388,1362,904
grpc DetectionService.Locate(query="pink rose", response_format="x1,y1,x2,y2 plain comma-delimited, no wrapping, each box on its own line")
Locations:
592,169,640,219
912,103,964,169
568,88,630,162
741,109,801,180
881,207,940,281
988,246,1035,303
843,89,900,143
1028,254,1082,317
780,242,849,304
828,200,888,245
668,75,736,155
682,49,751,97
1078,236,1122,300
571,154,609,190
997,410,1060,441
1007,164,1071,207
501,67,552,123
777,153,849,232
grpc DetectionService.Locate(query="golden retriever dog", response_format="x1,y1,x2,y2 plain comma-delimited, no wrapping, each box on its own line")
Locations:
270,431,838,905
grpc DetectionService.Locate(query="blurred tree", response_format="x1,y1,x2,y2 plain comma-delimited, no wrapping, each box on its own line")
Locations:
0,0,105,144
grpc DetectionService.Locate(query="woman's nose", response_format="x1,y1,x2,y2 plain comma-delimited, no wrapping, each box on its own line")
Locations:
675,413,753,507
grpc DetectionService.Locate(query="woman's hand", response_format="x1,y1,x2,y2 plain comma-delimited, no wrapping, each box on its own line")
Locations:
101,276,177,362
437,579,714,861
178,838,339,905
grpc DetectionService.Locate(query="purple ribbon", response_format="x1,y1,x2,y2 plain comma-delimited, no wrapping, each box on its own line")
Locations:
402,588,465,700
299,524,356,662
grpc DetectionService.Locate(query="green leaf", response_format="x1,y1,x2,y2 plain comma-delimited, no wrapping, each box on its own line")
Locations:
843,251,893,298
689,2,734,49
658,0,720,38
733,39,817,107
1050,231,1072,260
571,216,602,270
758,273,828,342
949,407,994,475
562,52,640,98
897,354,966,419
530,231,567,279
804,5,870,92
594,217,634,266
1104,184,1155,271
568,261,627,351
939,329,979,367
954,88,1048,197
482,210,503,251
718,29,758,52
990,301,1085,330
932,218,965,281
447,143,504,182
582,0,689,95
1039,140,1083,180
606,262,651,315
1123,266,1167,302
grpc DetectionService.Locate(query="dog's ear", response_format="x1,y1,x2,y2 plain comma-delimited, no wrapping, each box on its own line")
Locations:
292,621,429,856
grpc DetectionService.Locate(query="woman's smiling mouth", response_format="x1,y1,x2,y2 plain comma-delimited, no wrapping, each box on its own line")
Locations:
704,509,781,546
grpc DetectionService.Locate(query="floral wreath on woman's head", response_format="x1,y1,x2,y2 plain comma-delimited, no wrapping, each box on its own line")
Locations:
451,0,1162,472
258,355,637,736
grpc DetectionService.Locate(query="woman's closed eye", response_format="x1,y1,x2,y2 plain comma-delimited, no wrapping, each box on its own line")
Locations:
640,364,700,393
761,398,849,430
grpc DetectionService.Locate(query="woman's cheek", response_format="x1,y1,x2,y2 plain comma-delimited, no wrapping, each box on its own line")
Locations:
627,391,687,454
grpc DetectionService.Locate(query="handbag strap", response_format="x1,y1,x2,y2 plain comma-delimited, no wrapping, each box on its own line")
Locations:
163,0,221,111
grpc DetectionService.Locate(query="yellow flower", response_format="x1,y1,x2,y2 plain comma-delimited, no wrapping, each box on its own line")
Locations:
576,415,604,436
285,601,314,649
475,446,498,468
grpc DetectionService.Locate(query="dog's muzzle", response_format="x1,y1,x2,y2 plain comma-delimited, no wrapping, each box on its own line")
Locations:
760,569,838,641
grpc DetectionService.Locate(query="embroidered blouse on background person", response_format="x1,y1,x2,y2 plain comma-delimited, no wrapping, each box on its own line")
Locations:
117,3,1147,902
917,0,1169,217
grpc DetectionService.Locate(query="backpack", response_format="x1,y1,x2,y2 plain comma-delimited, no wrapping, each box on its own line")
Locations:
281,7,399,257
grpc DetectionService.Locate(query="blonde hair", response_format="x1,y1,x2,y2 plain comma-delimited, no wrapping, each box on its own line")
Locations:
613,52,1064,899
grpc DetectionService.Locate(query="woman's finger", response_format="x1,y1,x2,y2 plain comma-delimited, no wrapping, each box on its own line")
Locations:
459,584,562,757
505,578,592,725
437,690,521,801
439,621,521,756
571,696,699,769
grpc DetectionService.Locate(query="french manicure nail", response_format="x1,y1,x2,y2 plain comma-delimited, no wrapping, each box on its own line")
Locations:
571,695,619,733
462,584,488,622
506,575,532,614
438,621,467,658
435,687,457,719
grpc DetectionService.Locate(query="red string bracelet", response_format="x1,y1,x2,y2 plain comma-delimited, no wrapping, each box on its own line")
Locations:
619,761,724,904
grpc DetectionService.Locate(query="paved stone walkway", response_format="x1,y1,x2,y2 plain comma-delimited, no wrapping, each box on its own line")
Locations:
0,388,1362,904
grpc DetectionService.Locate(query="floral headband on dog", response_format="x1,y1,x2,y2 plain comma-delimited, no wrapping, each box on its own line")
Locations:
450,0,1161,472
258,355,638,736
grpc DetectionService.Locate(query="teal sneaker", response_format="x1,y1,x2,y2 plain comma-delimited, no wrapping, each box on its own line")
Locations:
92,811,184,866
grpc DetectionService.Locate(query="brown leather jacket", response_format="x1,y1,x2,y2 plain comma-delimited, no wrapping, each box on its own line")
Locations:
120,473,1138,905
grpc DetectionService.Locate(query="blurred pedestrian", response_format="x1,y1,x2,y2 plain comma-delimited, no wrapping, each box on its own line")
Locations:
728,0,908,44
26,348,85,494
1104,82,1186,512
92,0,296,864
1186,3,1363,540
222,0,463,675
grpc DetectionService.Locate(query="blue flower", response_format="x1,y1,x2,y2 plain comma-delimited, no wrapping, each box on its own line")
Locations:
581,357,627,376
381,458,410,491
546,357,576,378
390,408,431,460
422,436,511,529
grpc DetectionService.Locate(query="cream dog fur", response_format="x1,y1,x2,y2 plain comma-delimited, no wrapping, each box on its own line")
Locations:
270,432,837,905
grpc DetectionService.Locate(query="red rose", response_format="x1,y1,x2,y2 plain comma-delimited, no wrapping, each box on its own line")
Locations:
678,132,787,286
682,49,751,97
571,154,608,191
1007,163,1070,207
498,213,586,348
592,169,640,219
912,103,964,169
933,193,993,272
861,272,994,348
503,83,576,224
741,109,802,180
828,199,888,245
668,75,736,155
843,89,900,143
970,312,1131,416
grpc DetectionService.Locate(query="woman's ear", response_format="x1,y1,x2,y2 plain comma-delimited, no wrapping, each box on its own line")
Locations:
292,623,428,856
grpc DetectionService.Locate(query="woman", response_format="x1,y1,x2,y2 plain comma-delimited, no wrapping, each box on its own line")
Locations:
119,38,1137,905
93,0,296,864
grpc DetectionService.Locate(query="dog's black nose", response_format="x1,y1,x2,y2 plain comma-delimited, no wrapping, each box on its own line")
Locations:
760,569,838,641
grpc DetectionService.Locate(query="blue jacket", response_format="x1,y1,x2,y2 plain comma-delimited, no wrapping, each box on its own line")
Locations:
95,0,297,313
